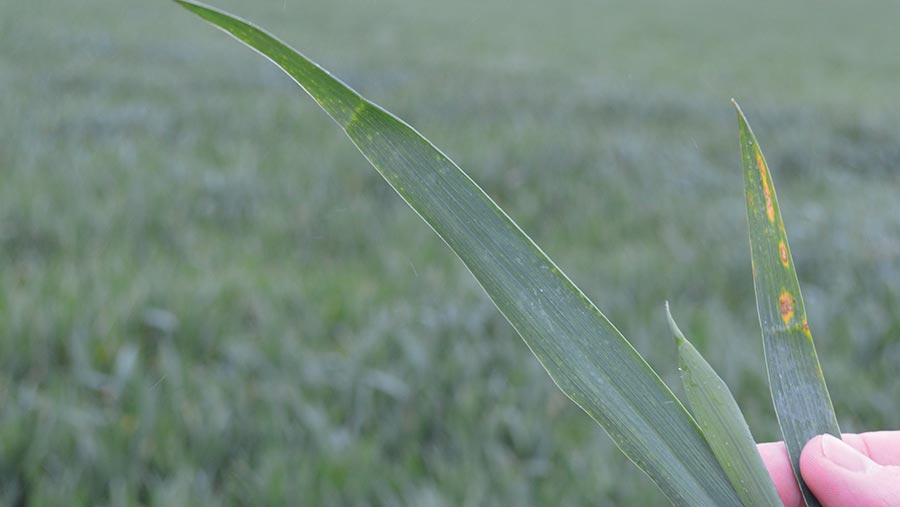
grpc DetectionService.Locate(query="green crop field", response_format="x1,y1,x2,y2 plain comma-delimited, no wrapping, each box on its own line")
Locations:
2,0,899,505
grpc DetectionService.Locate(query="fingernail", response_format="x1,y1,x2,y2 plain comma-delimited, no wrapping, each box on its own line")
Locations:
821,434,869,472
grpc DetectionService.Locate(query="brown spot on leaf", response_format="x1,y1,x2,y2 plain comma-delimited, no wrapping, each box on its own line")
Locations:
757,151,775,222
779,241,789,267
802,321,811,336
779,291,794,325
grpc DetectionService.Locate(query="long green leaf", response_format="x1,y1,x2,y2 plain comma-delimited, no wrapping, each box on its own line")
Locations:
735,101,840,507
666,304,782,507
175,2,742,504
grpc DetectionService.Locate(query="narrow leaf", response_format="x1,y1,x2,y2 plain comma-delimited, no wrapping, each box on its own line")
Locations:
667,303,782,507
734,101,840,507
175,2,742,505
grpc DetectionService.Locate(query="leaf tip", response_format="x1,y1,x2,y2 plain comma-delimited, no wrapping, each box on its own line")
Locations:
732,99,752,133
173,0,216,17
665,302,686,347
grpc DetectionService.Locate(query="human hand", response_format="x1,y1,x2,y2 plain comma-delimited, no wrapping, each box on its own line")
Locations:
757,431,900,507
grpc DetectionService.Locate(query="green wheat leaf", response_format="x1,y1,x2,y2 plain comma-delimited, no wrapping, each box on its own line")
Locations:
667,303,782,507
735,101,840,507
175,1,743,504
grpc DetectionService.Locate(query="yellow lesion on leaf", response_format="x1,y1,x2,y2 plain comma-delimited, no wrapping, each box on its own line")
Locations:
756,150,775,223
779,241,789,268
802,320,811,337
779,290,795,325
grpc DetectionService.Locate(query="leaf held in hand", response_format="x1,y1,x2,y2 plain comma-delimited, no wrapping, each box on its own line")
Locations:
735,100,840,507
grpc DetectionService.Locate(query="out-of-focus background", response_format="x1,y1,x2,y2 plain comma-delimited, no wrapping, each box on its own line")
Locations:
2,0,899,504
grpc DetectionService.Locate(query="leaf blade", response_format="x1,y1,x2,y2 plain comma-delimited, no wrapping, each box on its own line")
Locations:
667,304,783,507
176,2,743,504
735,101,840,507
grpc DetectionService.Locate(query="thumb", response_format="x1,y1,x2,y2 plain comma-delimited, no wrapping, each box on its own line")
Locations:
800,434,900,507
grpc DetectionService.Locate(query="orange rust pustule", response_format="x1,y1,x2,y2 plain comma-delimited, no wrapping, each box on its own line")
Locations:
779,241,789,267
802,321,811,336
779,291,795,325
757,151,775,222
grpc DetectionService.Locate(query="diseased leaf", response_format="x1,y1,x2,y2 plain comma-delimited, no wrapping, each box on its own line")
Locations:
175,2,742,504
735,101,840,507
667,303,782,507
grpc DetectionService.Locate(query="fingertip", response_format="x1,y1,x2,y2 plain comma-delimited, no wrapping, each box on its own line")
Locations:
800,434,826,464
758,441,803,507
800,434,900,507
800,435,848,506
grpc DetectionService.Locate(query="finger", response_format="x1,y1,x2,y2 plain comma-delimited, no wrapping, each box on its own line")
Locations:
801,434,900,507
757,441,803,507
841,431,900,466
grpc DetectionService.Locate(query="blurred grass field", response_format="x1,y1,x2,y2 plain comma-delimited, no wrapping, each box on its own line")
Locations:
2,0,899,505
